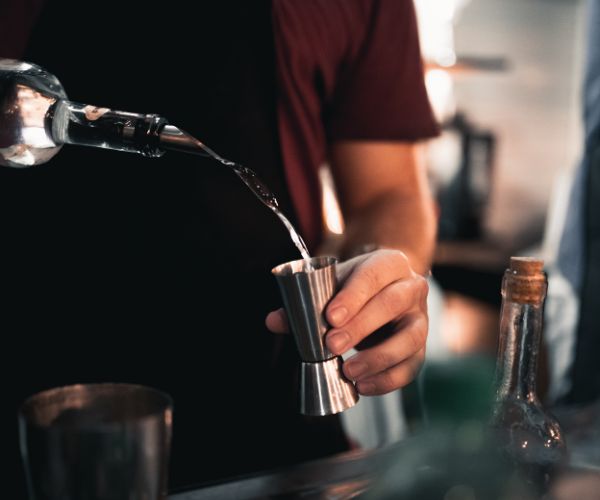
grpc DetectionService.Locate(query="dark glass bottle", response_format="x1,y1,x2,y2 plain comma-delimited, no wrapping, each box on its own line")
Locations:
0,59,208,168
491,257,566,491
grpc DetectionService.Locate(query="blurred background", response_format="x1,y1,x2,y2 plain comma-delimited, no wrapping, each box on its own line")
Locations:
335,0,587,448
420,0,584,357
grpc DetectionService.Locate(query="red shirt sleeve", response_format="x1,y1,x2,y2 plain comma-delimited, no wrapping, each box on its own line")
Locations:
276,0,439,247
327,0,439,141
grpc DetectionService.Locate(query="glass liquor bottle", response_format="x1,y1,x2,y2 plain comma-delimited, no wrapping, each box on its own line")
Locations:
0,59,312,261
0,59,208,168
491,257,566,491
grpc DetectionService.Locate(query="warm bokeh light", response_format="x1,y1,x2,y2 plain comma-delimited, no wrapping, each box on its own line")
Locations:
414,0,471,68
319,165,345,235
425,68,456,123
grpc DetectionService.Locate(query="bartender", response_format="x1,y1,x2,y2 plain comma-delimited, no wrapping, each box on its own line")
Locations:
2,0,439,493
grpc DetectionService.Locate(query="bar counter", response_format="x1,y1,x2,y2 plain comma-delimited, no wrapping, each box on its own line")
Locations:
171,446,376,500
171,401,599,500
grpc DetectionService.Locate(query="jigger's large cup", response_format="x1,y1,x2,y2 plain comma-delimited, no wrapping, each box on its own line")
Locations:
18,383,173,500
272,256,358,416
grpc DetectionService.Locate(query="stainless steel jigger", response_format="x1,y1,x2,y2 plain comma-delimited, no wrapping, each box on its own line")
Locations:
272,256,359,416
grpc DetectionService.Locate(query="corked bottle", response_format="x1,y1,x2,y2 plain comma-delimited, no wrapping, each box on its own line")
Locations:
491,257,566,492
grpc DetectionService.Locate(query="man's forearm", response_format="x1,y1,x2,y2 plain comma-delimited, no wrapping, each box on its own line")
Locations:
336,189,436,276
324,141,437,276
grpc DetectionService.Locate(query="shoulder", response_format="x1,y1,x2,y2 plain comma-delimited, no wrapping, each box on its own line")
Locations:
272,0,420,86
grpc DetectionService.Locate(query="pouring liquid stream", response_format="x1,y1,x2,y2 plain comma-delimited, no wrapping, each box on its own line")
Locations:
171,128,313,270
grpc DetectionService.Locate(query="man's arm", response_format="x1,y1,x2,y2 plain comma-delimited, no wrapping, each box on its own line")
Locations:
267,140,436,396
327,141,436,275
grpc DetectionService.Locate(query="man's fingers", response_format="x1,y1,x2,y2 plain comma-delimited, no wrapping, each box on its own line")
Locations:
327,250,412,328
342,313,428,381
265,308,289,333
325,276,427,354
354,347,426,396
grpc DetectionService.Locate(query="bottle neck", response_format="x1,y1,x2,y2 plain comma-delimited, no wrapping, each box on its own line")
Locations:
495,297,544,402
51,99,167,158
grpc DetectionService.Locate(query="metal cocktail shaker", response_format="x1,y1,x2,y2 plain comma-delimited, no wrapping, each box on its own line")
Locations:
19,383,173,500
272,256,359,416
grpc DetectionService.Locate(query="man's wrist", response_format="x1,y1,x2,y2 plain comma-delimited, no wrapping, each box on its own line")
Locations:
340,243,383,260
341,245,432,278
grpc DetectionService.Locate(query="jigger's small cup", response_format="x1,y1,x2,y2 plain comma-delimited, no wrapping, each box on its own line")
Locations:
272,256,359,416
18,383,173,500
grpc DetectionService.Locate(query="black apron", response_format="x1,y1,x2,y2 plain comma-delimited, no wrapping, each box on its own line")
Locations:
5,0,348,494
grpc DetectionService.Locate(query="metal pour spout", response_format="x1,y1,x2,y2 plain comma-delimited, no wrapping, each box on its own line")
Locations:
159,125,227,161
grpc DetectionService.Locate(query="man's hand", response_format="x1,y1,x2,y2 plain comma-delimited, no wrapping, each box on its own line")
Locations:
266,249,428,396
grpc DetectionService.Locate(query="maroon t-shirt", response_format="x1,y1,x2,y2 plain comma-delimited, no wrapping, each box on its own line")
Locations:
273,0,439,247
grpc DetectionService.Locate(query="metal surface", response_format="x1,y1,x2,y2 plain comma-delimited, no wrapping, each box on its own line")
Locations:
301,357,360,416
19,383,172,500
272,256,337,362
272,256,358,416
158,125,215,158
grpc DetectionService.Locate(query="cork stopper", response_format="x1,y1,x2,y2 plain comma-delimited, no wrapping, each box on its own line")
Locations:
509,257,544,275
503,256,547,304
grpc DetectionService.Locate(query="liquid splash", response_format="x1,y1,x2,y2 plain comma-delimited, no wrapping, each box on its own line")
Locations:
181,131,312,266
